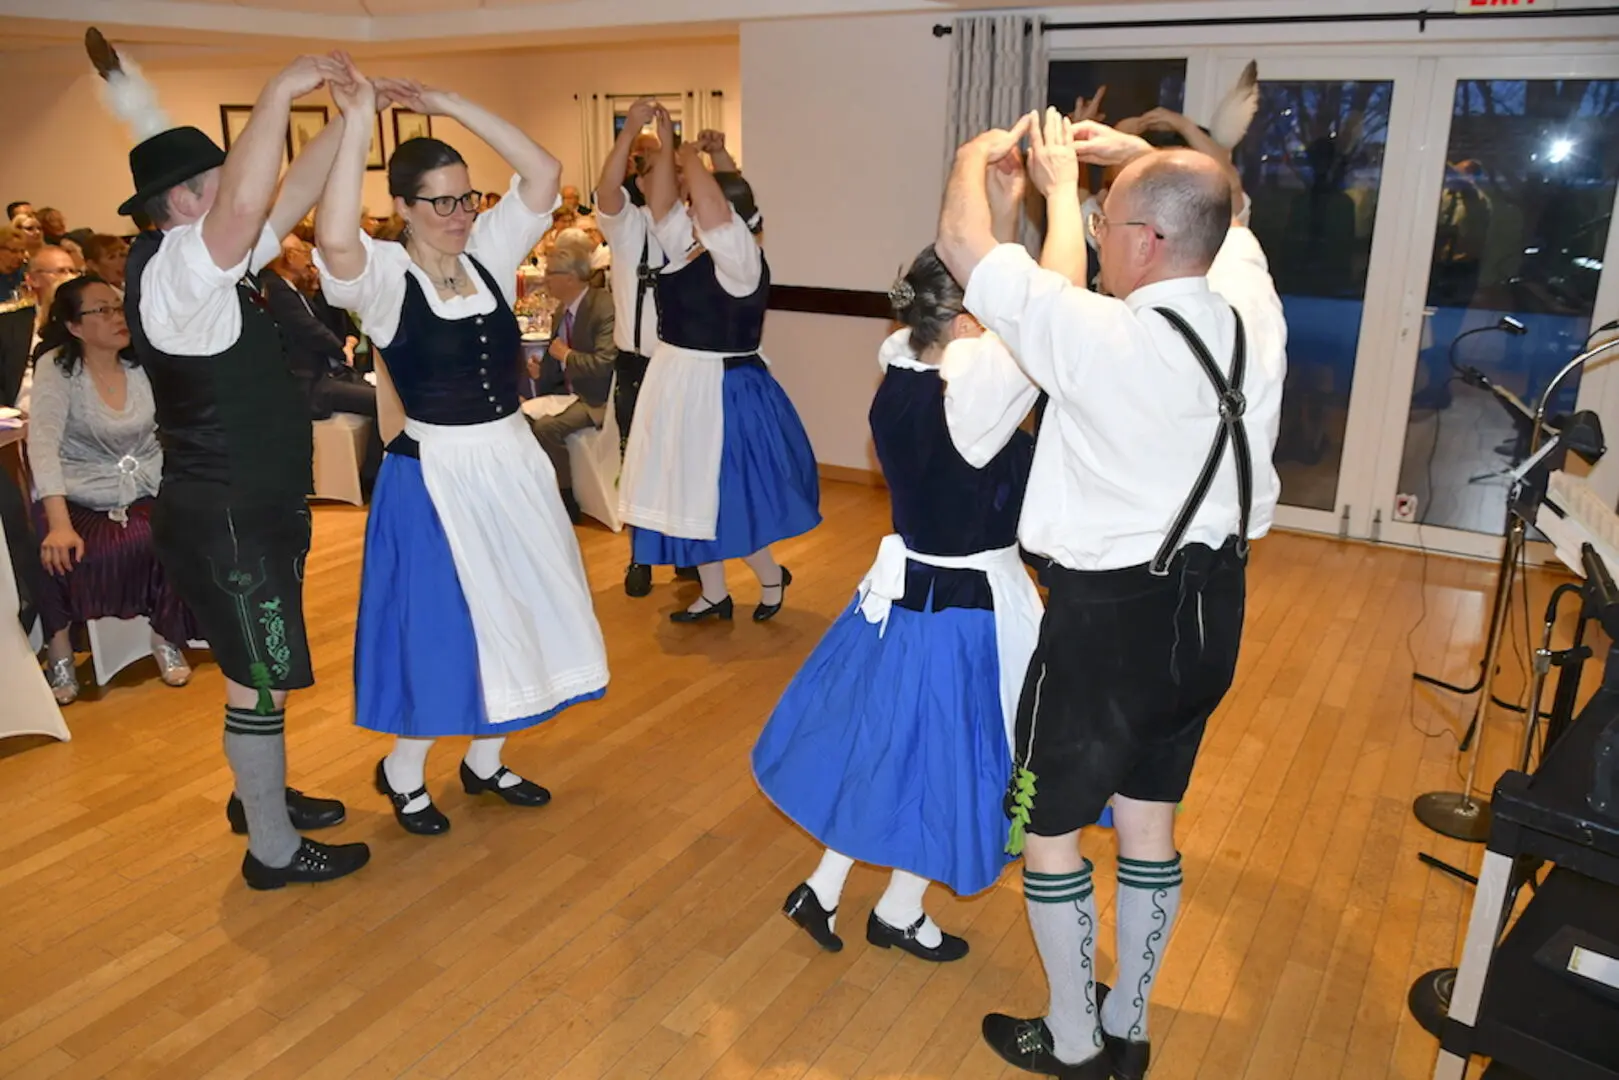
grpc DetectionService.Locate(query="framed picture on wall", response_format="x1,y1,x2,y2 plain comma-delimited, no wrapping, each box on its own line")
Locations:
392,109,432,149
288,105,329,160
219,105,255,151
366,112,386,171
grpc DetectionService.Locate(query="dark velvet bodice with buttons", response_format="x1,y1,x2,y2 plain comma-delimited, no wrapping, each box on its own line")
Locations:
381,256,522,433
873,365,1033,612
653,249,770,354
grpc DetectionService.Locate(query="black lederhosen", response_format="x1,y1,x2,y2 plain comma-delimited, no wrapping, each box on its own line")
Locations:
151,485,314,693
1015,307,1254,836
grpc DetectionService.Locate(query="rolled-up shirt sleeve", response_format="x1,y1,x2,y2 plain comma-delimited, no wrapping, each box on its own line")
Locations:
939,334,1040,469
466,174,560,306
594,188,646,250
696,211,763,298
139,220,280,357
650,203,697,268
315,232,414,349
962,242,1131,404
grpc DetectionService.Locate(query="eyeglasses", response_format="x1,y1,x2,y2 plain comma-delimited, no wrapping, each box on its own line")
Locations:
78,305,124,319
1086,211,1165,241
406,191,483,217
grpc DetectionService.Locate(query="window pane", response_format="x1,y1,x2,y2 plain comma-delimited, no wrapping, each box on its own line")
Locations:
1396,79,1619,534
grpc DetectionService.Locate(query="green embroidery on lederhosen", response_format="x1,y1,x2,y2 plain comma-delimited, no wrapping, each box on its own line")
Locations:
209,554,279,715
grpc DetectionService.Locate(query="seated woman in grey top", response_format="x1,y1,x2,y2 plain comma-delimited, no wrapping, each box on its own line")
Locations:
27,276,200,704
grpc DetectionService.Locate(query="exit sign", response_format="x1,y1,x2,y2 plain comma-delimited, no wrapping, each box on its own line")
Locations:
1454,0,1555,11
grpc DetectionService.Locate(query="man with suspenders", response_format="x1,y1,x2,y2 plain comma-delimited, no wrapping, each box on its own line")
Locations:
938,110,1288,1079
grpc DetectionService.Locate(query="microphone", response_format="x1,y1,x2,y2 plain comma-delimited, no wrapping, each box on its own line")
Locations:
1451,315,1530,390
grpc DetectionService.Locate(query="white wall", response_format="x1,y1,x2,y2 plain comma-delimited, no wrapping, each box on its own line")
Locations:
742,11,948,470
1,39,741,237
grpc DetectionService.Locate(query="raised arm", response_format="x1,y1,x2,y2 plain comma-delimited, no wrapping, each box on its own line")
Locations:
937,114,1033,287
268,119,346,241
646,105,680,225
1028,108,1086,285
597,98,657,218
202,54,343,272
697,130,738,173
986,146,1026,245
313,60,376,283
679,142,732,233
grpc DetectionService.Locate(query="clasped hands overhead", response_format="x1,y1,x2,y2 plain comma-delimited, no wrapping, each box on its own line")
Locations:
961,107,1153,195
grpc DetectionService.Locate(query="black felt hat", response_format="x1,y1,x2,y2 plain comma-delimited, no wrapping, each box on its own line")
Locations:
117,126,225,217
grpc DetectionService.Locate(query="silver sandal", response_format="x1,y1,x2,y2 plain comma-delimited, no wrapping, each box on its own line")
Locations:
46,656,79,705
152,641,192,687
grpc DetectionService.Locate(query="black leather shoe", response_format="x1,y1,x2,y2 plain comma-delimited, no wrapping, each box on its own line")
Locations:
674,565,700,581
625,562,653,598
865,910,968,962
753,567,793,622
241,837,371,891
227,787,346,835
374,758,450,835
783,882,843,952
670,595,733,623
981,1014,1112,1079
1095,982,1149,1080
459,761,551,806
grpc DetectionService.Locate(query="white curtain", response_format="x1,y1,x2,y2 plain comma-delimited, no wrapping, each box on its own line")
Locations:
682,89,727,145
577,93,615,196
944,15,1048,252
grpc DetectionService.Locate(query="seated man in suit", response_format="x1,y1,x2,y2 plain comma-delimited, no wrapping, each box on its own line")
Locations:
263,235,382,498
529,230,617,524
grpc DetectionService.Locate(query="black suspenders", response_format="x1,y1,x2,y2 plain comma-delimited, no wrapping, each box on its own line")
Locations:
1149,306,1253,576
633,227,658,355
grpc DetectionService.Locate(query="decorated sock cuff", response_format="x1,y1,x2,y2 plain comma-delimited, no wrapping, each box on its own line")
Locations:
1023,859,1095,904
1117,853,1183,890
225,707,286,736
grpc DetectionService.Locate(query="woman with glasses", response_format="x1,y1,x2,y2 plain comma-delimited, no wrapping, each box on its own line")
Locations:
315,63,607,836
27,276,199,703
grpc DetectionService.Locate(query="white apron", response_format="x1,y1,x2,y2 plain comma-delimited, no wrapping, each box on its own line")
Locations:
406,412,609,725
855,535,1044,752
616,342,733,540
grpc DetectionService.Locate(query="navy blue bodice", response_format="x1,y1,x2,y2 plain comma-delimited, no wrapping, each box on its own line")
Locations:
382,256,522,444
872,366,1033,612
653,249,770,354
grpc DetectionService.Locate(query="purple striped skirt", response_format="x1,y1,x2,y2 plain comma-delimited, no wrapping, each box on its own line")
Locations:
30,496,202,647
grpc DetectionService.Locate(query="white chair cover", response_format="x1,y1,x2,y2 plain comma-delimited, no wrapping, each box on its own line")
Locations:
0,519,69,742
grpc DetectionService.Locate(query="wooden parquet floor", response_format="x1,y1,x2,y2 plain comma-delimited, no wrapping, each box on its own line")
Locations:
1,479,1570,1080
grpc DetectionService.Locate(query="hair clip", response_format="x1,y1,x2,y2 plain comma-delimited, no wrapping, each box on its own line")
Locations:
888,266,916,309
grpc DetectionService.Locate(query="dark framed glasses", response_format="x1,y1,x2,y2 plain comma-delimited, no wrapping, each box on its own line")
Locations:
77,305,125,319
407,191,483,217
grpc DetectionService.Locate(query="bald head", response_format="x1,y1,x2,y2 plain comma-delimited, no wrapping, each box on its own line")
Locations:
1111,149,1232,274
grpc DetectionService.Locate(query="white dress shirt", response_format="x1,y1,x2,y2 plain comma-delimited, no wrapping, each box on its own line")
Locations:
593,187,663,356
961,227,1287,572
317,175,557,350
138,219,281,357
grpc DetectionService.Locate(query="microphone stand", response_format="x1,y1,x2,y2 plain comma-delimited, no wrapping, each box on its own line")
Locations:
1414,333,1619,843
1413,320,1536,731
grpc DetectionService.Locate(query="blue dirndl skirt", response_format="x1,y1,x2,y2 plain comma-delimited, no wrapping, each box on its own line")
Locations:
632,360,821,566
354,453,603,737
751,593,1015,897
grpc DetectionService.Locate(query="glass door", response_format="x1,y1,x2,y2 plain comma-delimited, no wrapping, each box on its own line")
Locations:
1372,55,1619,559
1215,56,1427,539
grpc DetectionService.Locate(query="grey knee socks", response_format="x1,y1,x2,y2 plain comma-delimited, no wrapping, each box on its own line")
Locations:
224,707,301,868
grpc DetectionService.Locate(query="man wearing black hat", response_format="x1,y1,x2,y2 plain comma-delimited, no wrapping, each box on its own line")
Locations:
94,38,371,889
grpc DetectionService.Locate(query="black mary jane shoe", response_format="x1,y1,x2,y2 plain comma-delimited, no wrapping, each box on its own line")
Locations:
374,759,451,835
1094,982,1149,1080
670,595,733,624
753,567,794,623
981,1014,1113,1080
459,761,552,807
625,562,653,598
783,882,843,953
227,787,346,835
241,837,371,891
865,910,969,963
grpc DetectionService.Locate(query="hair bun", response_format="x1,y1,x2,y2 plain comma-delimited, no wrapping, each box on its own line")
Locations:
888,276,916,312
